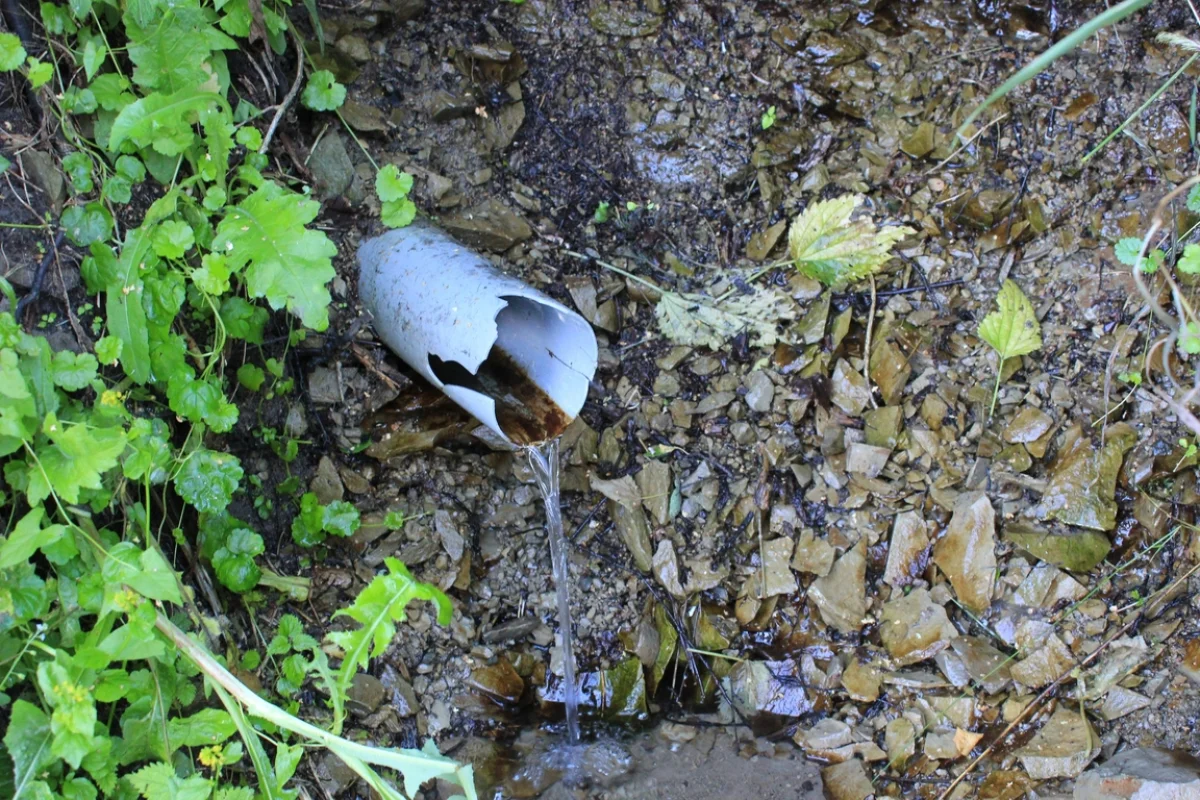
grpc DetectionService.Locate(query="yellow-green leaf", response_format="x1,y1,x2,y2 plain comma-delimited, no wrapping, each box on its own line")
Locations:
788,194,914,287
978,279,1042,361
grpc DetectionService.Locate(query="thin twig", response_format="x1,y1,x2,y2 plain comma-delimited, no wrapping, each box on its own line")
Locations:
863,274,877,408
260,26,306,155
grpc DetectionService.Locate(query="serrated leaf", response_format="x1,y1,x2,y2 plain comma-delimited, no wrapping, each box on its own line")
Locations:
167,708,235,747
175,450,243,514
25,59,52,89
1188,183,1200,213
654,287,796,350
127,762,212,800
1114,237,1143,266
375,165,413,202
327,558,451,698
27,418,126,505
978,279,1042,362
0,507,67,569
787,194,914,287
212,183,336,330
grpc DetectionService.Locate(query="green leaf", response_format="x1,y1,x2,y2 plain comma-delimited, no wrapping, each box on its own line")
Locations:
152,220,195,258
219,297,267,343
99,233,155,384
62,204,112,247
192,253,231,295
1178,243,1200,275
0,33,26,71
168,708,235,747
50,349,98,390
213,527,262,591
63,152,95,194
82,37,106,81
593,201,610,223
109,89,226,156
381,197,417,229
212,183,336,330
62,86,97,115
90,74,134,111
327,557,451,695
1114,237,1146,267
978,279,1043,362
0,508,62,568
322,500,360,538
788,194,914,287
1189,183,1200,213
175,450,242,514
234,125,262,150
375,165,413,202
25,58,52,89
27,416,126,505
116,154,146,182
95,335,122,365
236,362,265,391
761,105,777,130
36,659,97,770
127,762,213,800
655,287,796,350
4,700,54,799
301,70,345,111
40,2,76,35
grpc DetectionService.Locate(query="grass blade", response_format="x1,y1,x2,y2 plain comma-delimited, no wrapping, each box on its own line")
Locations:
956,0,1153,139
1082,53,1199,162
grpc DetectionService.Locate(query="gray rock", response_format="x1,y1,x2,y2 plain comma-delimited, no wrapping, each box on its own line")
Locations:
310,133,355,200
1015,707,1099,779
20,150,65,214
434,509,464,561
335,34,372,63
346,673,386,715
429,90,479,122
807,543,867,633
647,70,686,101
441,199,532,252
1074,747,1200,799
389,0,425,23
311,455,345,504
744,371,775,412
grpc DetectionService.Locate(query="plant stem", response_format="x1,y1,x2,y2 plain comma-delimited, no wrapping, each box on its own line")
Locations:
989,368,1001,419
1083,53,1199,163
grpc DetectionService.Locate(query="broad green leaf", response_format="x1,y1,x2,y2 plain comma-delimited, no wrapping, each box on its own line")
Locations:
36,660,97,769
375,165,413,202
25,58,52,89
4,700,53,800
0,33,25,71
62,204,112,247
788,194,914,287
125,6,233,93
0,507,67,569
327,558,451,697
212,183,336,330
109,89,226,156
62,152,95,194
236,362,264,391
167,708,235,747
100,232,154,384
1189,183,1200,213
1178,243,1200,275
90,74,134,111
82,37,106,81
27,417,126,505
152,220,195,258
978,279,1042,362
192,253,231,295
381,197,417,229
95,335,122,364
175,450,242,514
127,762,213,800
655,287,796,350
49,350,98,391
301,70,345,111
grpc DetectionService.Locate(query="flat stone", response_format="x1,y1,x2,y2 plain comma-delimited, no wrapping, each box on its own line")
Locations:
1074,747,1200,799
831,360,870,416
821,758,874,800
846,442,890,477
885,718,916,766
755,537,797,599
341,100,389,133
869,340,910,405
1038,423,1137,532
636,460,672,526
309,133,355,200
1015,707,1099,779
883,510,929,588
900,121,936,158
429,89,478,122
647,69,685,101
880,587,957,665
746,220,787,261
311,456,345,504
335,34,372,63
807,543,867,633
933,491,996,614
1003,406,1054,444
841,658,881,702
346,673,385,715
950,636,1012,694
1011,627,1074,689
1182,638,1200,686
441,199,531,251
20,149,65,213
652,539,685,598
791,529,835,576
744,371,775,412
467,659,523,705
434,509,464,561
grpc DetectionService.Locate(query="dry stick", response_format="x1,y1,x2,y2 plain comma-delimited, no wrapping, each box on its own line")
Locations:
863,274,878,408
935,558,1200,800
259,26,306,155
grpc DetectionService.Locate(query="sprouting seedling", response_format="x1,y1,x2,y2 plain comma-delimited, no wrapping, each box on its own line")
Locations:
1175,437,1198,471
978,279,1042,418
593,201,611,223
761,105,777,130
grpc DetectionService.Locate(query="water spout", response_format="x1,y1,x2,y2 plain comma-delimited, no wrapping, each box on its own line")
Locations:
526,438,581,744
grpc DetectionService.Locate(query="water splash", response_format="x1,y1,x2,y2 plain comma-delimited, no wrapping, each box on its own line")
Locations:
526,438,581,744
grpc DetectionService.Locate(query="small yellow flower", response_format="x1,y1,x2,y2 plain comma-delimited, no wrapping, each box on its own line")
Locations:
100,390,125,406
114,587,141,613
199,744,224,769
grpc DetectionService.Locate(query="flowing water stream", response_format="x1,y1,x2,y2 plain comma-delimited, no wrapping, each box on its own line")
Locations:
526,438,582,744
